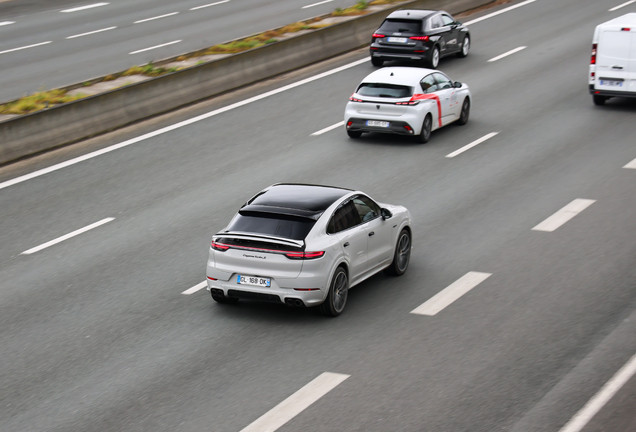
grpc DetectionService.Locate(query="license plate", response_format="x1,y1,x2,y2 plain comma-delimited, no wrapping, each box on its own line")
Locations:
367,120,390,128
237,275,271,287
388,37,407,43
600,79,622,87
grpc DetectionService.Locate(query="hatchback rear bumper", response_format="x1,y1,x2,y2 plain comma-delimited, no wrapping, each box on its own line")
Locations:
346,117,415,136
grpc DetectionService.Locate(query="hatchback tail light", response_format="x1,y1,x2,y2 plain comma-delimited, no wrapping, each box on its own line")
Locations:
591,43,597,64
349,96,363,102
372,33,385,40
211,241,229,252
284,251,325,260
410,36,430,41
396,100,420,105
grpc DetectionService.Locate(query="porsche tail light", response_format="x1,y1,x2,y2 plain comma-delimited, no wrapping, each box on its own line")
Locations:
284,251,325,260
211,241,229,251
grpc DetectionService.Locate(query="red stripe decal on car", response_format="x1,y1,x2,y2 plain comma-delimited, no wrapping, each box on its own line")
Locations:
410,94,442,127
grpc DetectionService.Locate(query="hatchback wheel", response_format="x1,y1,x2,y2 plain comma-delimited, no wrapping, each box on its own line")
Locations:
319,267,348,317
457,36,470,58
347,130,362,138
457,98,470,125
417,114,432,143
371,57,384,67
426,46,440,68
385,229,411,276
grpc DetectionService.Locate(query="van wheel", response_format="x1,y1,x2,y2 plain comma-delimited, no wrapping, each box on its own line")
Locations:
385,229,411,276
319,267,348,317
593,95,607,105
417,114,432,143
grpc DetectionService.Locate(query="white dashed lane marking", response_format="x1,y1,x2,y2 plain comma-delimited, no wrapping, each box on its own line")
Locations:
21,217,115,255
239,372,349,432
609,0,636,12
190,0,230,10
0,21,16,27
129,40,181,54
623,158,636,169
61,3,109,13
411,272,492,316
446,132,499,158
311,121,344,136
67,26,117,39
182,281,207,295
463,0,536,25
0,41,51,55
134,12,179,24
302,0,333,9
532,199,596,232
488,46,527,62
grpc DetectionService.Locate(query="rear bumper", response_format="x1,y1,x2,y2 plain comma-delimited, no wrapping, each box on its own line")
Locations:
589,85,636,98
371,50,427,62
346,117,415,136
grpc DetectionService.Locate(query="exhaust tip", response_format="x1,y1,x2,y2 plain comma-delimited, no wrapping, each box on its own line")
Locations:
285,298,305,307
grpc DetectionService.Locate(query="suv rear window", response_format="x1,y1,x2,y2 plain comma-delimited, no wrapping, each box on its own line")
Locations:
379,19,423,33
228,212,315,240
357,83,413,98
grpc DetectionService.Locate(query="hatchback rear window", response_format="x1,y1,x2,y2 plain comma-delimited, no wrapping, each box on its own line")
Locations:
379,19,423,33
228,212,315,240
357,83,413,98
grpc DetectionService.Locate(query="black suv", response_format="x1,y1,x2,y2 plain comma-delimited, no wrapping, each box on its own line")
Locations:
370,10,470,68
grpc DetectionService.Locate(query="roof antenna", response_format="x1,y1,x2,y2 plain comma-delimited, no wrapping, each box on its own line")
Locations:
390,72,394,76
407,12,410,15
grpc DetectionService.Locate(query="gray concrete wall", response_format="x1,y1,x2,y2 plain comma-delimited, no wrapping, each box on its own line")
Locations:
0,0,490,165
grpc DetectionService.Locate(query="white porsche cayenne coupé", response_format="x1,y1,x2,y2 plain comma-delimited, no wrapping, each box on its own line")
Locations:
206,184,412,316
344,66,471,142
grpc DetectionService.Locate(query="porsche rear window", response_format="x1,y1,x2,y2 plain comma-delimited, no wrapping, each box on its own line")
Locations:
228,212,315,240
357,83,412,98
379,19,423,33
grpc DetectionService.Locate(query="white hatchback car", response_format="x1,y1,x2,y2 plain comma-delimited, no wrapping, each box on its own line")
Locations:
206,184,412,316
344,67,471,142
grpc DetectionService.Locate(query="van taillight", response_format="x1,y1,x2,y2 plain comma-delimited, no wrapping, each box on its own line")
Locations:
211,241,230,251
591,43,597,64
284,251,325,260
622,28,631,31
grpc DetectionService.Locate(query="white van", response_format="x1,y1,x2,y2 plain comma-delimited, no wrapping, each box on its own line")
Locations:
589,13,636,105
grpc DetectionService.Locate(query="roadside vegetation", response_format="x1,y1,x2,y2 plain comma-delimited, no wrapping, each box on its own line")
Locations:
0,0,405,116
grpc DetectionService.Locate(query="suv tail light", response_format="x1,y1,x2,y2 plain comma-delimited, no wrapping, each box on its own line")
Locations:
591,43,597,64
410,36,430,41
284,251,325,260
211,241,230,251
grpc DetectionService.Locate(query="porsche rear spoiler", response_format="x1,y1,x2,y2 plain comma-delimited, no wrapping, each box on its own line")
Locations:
212,231,305,249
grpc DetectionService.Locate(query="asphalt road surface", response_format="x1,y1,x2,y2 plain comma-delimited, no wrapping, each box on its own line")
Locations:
1,0,636,431
0,0,363,102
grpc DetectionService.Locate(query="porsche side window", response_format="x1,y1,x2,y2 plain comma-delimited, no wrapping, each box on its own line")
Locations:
420,74,438,93
327,201,361,234
352,195,381,223
433,73,453,90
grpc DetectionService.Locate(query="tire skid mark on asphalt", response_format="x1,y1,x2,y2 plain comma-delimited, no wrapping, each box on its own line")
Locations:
239,372,349,432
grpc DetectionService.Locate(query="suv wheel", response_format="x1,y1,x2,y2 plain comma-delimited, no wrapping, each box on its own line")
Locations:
371,57,384,67
425,46,440,68
319,267,348,317
457,35,470,58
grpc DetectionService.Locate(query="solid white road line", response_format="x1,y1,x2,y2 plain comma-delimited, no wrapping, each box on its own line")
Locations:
311,121,344,136
488,46,527,62
463,0,536,25
558,352,636,432
532,199,596,232
182,281,207,295
240,372,349,432
609,0,636,11
190,0,230,10
21,217,114,255
0,57,368,191
302,0,333,8
446,132,499,158
61,3,109,13
411,272,492,316
0,21,16,26
0,41,51,55
66,26,117,39
134,12,179,24
623,158,636,169
129,40,181,54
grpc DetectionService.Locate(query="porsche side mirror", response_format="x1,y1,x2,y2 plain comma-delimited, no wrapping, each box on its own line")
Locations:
453,81,463,88
381,208,393,220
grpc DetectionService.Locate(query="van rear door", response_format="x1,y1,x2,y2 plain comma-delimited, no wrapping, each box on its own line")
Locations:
595,27,636,93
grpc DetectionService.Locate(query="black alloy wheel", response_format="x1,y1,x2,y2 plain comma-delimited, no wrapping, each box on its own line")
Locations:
457,98,470,125
371,57,384,67
418,114,432,143
347,130,362,138
385,229,411,276
319,267,348,317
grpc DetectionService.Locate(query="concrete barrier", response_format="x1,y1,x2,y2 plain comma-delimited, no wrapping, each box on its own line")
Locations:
0,0,490,165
